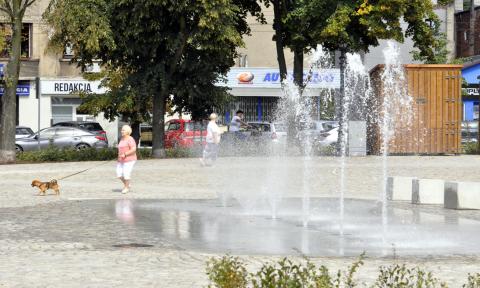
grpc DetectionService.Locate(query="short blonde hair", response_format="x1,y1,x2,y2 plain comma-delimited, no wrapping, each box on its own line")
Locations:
209,113,218,120
122,125,132,136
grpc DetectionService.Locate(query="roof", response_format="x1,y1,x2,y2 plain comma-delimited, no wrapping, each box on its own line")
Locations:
55,121,99,124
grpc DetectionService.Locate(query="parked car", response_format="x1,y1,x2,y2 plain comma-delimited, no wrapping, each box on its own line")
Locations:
164,119,207,148
461,121,478,144
296,120,338,142
15,127,108,152
221,121,286,155
15,126,34,139
52,121,107,139
317,126,339,147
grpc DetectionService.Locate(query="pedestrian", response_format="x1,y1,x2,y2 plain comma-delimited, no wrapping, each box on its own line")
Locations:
229,109,250,140
117,124,137,193
200,113,221,166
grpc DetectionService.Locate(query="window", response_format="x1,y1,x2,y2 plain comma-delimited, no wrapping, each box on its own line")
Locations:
16,127,33,135
64,43,74,58
0,23,31,58
79,123,103,132
55,127,74,136
168,122,181,131
185,122,206,131
38,128,56,138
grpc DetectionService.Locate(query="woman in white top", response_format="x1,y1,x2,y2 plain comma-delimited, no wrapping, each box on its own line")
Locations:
200,113,220,166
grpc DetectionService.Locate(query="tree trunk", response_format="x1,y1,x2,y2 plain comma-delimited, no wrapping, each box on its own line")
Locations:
469,0,475,56
285,48,305,149
272,0,287,81
0,15,22,164
152,89,166,158
293,48,304,88
131,120,141,146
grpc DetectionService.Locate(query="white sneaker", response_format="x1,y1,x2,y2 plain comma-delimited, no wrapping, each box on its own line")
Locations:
121,187,129,194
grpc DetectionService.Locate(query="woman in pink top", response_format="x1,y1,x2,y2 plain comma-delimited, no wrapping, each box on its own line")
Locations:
117,125,137,194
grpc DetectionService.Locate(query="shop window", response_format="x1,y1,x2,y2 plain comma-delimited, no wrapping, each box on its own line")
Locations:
64,43,74,59
0,23,31,59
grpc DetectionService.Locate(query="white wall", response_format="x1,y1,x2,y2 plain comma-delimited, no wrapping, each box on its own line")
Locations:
18,81,52,132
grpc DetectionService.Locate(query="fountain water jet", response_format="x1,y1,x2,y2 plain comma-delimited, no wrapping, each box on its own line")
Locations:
379,41,413,250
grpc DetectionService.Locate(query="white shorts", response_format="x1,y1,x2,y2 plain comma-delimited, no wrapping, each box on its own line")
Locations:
116,161,136,180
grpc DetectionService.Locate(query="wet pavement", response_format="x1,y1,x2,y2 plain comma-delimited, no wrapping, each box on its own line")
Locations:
3,198,480,258
2,156,480,286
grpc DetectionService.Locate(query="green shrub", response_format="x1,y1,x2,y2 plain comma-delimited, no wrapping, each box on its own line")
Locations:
373,264,446,288
16,147,153,163
206,255,248,288
251,258,335,288
463,142,479,155
206,254,365,288
464,273,480,288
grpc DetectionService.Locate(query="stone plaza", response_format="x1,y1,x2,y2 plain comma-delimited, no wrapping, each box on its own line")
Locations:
1,156,480,287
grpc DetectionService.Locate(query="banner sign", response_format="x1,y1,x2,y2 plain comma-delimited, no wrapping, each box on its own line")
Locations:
0,84,30,96
220,68,340,89
41,79,106,95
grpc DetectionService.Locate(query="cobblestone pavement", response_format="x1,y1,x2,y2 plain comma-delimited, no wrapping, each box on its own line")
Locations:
1,156,480,287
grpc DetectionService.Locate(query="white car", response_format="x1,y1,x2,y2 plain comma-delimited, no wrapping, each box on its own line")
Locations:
16,126,34,139
317,127,338,147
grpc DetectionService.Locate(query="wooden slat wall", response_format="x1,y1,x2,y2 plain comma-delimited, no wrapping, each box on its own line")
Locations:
368,64,462,155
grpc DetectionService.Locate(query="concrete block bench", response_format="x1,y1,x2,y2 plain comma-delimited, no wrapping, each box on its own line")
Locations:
412,179,445,205
387,176,415,201
445,182,480,210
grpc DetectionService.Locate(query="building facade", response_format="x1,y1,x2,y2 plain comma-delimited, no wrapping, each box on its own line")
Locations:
7,0,469,143
2,0,121,145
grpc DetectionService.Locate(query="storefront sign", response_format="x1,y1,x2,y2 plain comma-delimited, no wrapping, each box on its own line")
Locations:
41,79,106,95
0,84,30,96
221,68,340,89
464,87,479,96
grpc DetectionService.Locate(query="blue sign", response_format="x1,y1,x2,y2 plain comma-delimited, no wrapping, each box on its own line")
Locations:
0,84,30,96
263,72,335,84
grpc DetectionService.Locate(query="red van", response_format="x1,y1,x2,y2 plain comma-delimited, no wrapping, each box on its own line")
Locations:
164,119,208,148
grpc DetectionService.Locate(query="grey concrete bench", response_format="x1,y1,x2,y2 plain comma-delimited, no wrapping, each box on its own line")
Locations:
445,182,480,210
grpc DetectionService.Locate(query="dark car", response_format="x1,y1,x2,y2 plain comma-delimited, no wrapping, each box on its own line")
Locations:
53,121,106,134
16,126,34,139
15,127,108,152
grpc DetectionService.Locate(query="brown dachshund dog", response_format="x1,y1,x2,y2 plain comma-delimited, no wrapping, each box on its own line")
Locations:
31,179,60,196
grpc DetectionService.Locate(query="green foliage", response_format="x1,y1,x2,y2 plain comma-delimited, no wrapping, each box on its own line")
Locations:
437,0,454,5
43,0,263,149
207,254,480,288
411,32,449,64
373,264,446,288
278,0,440,59
206,254,366,288
463,273,480,288
16,147,152,162
206,255,248,288
463,142,479,155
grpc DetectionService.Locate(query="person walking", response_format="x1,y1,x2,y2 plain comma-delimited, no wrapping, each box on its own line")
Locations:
200,113,221,167
229,109,250,140
117,124,137,193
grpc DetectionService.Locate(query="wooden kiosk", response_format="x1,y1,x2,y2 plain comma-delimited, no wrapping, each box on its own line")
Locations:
368,64,463,155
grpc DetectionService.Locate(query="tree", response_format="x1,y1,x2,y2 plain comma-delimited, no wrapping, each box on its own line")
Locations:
265,0,442,151
79,70,153,145
44,0,262,158
0,0,38,163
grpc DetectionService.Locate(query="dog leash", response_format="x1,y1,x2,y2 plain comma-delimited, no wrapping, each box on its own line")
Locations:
57,160,114,181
